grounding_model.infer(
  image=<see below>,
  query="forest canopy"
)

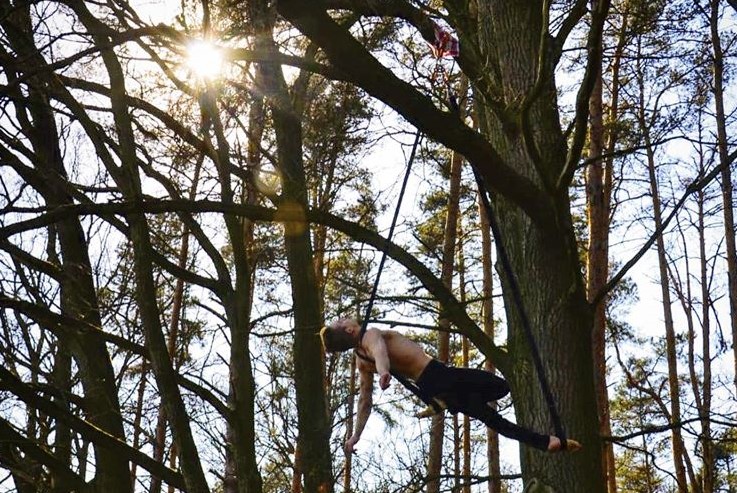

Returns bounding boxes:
[0,1,736,492]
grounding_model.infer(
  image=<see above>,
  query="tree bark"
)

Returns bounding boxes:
[249,2,333,491]
[639,69,688,492]
[709,0,737,399]
[586,1,621,491]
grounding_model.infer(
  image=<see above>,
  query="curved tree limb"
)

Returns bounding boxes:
[0,199,510,371]
[557,0,611,191]
[275,0,555,227]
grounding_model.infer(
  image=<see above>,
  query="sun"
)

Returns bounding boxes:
[186,40,223,80]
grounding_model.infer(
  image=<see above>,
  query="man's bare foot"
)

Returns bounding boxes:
[414,399,447,418]
[547,436,582,453]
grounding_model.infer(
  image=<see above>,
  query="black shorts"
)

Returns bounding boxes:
[415,359,510,411]
[415,359,549,451]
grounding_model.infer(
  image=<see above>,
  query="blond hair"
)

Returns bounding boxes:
[320,318,359,352]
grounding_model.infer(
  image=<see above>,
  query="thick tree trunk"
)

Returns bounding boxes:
[249,3,333,489]
[472,2,604,490]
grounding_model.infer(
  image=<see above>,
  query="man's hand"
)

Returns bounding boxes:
[378,372,391,390]
[344,435,360,454]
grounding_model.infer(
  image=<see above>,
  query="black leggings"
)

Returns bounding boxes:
[415,359,550,451]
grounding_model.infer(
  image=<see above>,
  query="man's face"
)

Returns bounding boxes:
[344,320,360,340]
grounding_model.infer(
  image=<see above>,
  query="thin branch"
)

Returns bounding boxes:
[0,365,186,491]
[557,0,611,190]
[594,148,737,305]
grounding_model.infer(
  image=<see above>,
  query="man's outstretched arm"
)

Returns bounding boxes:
[345,367,373,454]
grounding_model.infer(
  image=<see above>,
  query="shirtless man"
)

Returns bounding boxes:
[320,318,581,454]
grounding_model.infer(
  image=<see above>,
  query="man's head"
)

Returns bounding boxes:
[320,318,361,353]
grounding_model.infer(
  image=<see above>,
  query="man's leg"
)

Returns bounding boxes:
[461,392,550,451]
[446,366,510,402]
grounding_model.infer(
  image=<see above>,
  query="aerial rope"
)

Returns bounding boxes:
[472,168,568,448]
[355,129,445,413]
[356,22,567,432]
[427,19,567,445]
[359,129,422,337]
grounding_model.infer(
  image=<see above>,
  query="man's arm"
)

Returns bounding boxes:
[345,365,373,454]
[362,328,391,389]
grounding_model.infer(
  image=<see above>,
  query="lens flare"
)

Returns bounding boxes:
[186,40,223,80]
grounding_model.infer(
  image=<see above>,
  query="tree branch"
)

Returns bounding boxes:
[605,416,707,443]
[0,365,186,491]
[552,0,589,62]
[0,418,89,492]
[275,0,554,227]
[595,148,737,305]
[557,0,611,190]
[0,199,510,370]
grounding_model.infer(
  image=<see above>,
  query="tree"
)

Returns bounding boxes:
[274,2,609,490]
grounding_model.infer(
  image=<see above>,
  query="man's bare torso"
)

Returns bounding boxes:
[356,329,432,381]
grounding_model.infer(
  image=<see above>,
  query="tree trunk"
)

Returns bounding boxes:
[709,0,737,399]
[586,1,620,491]
[152,200,196,493]
[640,79,688,493]
[696,188,714,493]
[201,82,262,493]
[342,357,357,493]
[472,2,604,490]
[458,245,471,493]
[130,367,149,492]
[479,184,501,493]
[249,2,333,490]
[429,141,464,491]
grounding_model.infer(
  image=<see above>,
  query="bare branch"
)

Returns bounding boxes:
[0,365,187,491]
[557,0,611,190]
[595,148,737,305]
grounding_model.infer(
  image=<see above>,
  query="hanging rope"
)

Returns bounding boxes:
[472,167,568,448]
[359,129,422,339]
[354,128,445,414]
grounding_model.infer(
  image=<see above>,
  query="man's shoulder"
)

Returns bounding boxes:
[363,327,389,339]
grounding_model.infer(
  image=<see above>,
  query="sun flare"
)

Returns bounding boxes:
[186,40,223,80]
